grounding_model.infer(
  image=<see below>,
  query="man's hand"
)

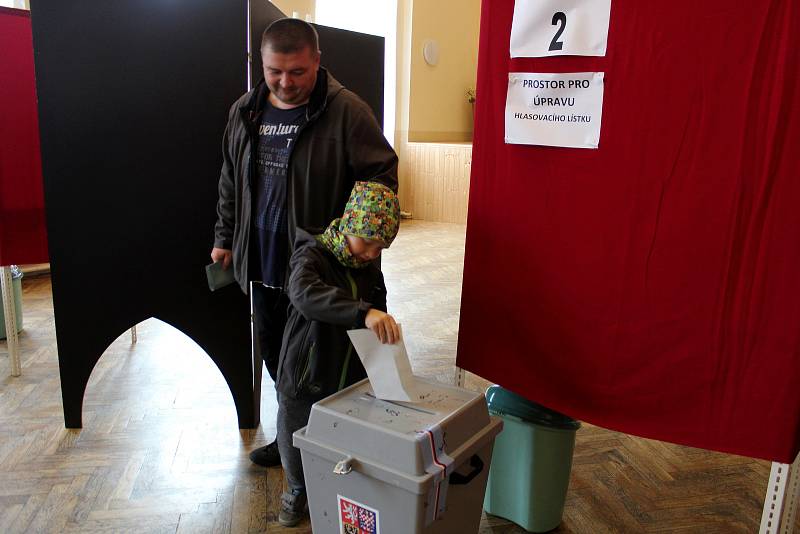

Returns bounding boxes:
[365,309,400,344]
[211,248,232,270]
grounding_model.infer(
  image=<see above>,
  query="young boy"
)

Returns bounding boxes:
[274,181,401,527]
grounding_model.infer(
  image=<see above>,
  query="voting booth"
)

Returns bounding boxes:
[459,0,800,465]
[294,377,503,533]
[458,0,800,529]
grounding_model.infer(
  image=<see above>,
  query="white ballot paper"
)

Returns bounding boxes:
[347,326,428,402]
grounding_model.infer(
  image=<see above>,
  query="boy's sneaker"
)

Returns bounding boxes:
[248,440,281,467]
[278,489,308,527]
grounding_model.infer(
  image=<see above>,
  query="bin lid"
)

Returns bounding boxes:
[485,385,580,430]
[301,377,495,477]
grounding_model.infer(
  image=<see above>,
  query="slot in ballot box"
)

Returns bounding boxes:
[294,377,503,533]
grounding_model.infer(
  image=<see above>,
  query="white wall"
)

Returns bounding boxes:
[0,0,29,9]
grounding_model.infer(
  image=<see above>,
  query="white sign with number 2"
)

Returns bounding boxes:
[510,0,612,58]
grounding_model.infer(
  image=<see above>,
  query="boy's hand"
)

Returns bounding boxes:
[365,309,400,344]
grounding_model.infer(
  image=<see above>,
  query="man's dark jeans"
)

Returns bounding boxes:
[251,283,290,382]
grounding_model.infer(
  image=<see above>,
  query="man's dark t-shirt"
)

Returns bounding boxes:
[253,101,307,287]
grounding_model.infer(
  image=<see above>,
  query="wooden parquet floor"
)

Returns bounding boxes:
[0,220,794,533]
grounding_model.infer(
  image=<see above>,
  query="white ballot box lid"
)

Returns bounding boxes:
[296,377,499,485]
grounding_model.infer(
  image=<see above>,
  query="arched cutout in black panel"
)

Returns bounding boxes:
[83,318,242,425]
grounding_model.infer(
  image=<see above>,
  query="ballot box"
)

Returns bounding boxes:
[294,377,503,533]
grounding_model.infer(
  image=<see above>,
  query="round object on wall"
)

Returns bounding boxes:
[423,39,440,66]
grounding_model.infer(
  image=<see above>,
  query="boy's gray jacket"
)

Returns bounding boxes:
[213,68,398,292]
[275,229,387,401]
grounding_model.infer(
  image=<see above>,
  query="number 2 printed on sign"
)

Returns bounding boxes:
[510,0,612,58]
[549,12,567,51]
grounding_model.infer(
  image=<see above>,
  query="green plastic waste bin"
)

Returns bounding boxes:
[483,385,580,532]
[0,267,24,340]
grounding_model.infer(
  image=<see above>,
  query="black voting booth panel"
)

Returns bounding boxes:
[249,0,286,87]
[314,24,385,129]
[30,0,260,429]
[30,0,385,429]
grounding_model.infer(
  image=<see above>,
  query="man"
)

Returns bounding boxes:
[211,18,398,471]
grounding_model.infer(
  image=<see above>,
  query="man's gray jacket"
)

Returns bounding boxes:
[213,68,399,292]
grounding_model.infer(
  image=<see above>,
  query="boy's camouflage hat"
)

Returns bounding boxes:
[339,181,400,247]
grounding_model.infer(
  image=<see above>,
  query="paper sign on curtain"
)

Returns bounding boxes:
[505,72,604,149]
[510,0,612,58]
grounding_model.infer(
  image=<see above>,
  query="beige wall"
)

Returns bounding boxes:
[407,0,480,143]
[396,0,481,218]
[395,0,413,147]
[270,0,315,21]
[395,0,413,210]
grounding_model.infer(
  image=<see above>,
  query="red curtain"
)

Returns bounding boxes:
[0,8,47,266]
[457,0,800,462]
